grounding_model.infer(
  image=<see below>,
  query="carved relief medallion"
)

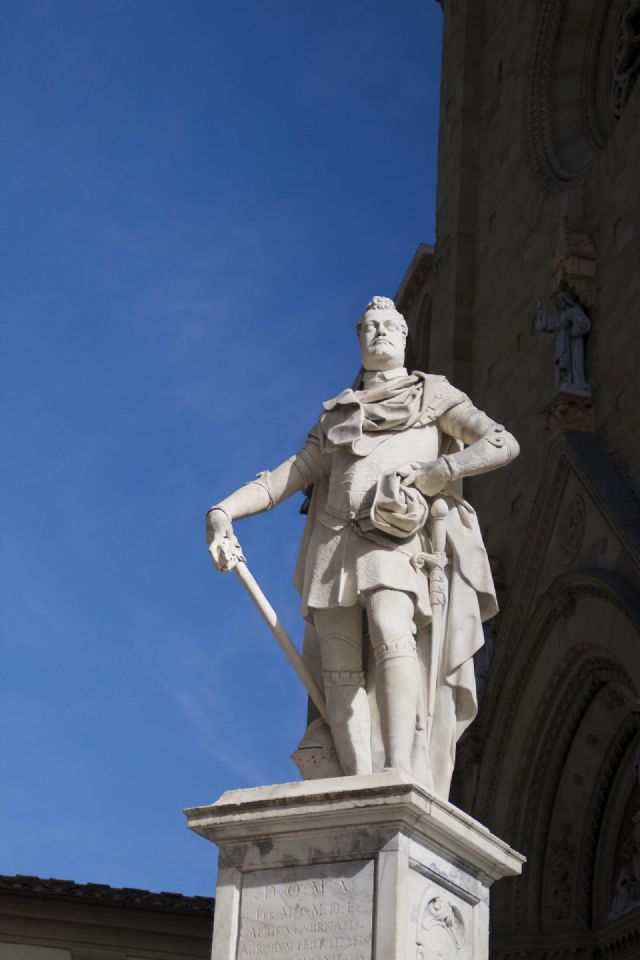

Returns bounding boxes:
[557,495,586,566]
[416,888,465,960]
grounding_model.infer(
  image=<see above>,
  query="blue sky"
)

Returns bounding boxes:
[1,1,442,896]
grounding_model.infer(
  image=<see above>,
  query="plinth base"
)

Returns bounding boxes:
[543,389,593,440]
[185,771,524,960]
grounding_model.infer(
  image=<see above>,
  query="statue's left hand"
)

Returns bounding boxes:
[396,458,451,498]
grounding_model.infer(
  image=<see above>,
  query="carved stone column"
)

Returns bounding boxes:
[185,771,523,960]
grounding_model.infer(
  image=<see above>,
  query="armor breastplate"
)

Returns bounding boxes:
[325,423,440,518]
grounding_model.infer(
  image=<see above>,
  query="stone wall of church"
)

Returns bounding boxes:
[410,0,640,585]
[398,1,640,956]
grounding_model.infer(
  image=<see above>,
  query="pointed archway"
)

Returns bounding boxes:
[453,432,640,958]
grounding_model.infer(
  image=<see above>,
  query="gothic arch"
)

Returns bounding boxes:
[589,727,640,926]
[527,0,640,190]
[477,570,640,945]
[476,571,640,824]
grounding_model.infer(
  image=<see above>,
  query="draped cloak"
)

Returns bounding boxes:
[290,372,498,785]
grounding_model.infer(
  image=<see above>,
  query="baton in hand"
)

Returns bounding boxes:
[217,537,329,724]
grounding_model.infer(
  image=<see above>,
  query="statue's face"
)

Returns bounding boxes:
[358,308,407,371]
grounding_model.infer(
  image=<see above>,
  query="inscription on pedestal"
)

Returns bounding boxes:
[237,859,374,959]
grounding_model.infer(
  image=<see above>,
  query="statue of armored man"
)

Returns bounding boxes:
[206,296,519,799]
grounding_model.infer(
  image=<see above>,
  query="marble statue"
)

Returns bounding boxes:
[206,296,519,798]
[535,292,591,395]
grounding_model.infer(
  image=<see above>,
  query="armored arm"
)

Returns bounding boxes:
[212,431,328,522]
[206,430,329,569]
[390,396,518,498]
[436,400,519,482]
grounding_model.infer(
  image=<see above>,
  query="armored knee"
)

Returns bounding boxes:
[373,636,417,664]
[322,669,365,687]
[367,596,417,654]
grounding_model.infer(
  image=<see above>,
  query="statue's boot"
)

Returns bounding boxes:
[375,644,419,774]
[323,673,372,776]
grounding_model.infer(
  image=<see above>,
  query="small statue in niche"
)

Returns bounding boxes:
[535,292,591,395]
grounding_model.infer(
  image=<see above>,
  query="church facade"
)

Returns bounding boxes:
[397,1,640,958]
[2,4,639,960]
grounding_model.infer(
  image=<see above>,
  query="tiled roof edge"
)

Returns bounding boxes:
[0,875,214,916]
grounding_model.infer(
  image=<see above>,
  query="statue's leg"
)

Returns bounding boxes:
[430,683,456,798]
[366,588,418,774]
[311,604,373,776]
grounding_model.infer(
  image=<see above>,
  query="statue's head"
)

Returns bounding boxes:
[555,291,574,309]
[356,296,407,372]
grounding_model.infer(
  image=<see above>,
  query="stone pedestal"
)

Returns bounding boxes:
[185,771,524,960]
[543,389,593,439]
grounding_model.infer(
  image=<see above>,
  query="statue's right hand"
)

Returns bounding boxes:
[205,509,238,572]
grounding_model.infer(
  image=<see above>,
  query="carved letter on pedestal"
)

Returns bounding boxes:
[236,860,374,959]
